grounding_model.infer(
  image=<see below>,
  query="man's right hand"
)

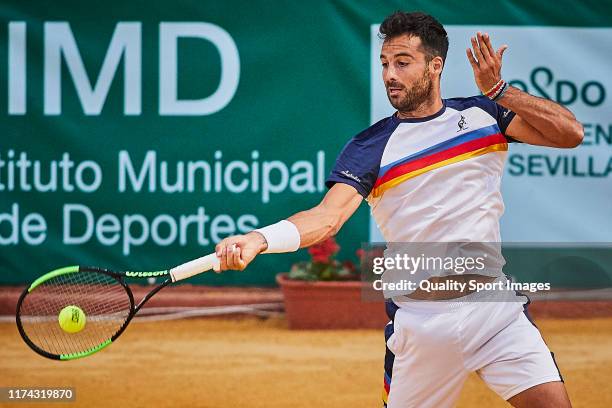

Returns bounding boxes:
[214,231,268,272]
[214,183,363,272]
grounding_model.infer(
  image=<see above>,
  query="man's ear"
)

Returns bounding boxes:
[430,56,444,76]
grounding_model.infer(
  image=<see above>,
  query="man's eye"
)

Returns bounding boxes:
[398,62,409,67]
[381,62,388,68]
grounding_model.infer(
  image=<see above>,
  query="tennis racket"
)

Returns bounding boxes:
[16,253,220,360]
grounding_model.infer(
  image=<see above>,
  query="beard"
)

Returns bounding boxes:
[386,67,433,112]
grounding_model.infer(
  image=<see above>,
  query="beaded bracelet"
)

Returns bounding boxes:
[492,81,509,101]
[484,79,505,99]
[483,79,504,98]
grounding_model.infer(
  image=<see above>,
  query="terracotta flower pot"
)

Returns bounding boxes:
[276,273,389,330]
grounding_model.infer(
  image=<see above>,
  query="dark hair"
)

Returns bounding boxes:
[379,11,449,63]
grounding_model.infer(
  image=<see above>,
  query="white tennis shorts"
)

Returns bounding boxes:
[382,299,563,407]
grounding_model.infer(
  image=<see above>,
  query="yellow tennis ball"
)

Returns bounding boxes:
[58,305,86,333]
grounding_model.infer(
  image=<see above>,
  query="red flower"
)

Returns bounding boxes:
[308,237,340,264]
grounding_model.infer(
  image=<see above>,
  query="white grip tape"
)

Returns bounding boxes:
[169,253,220,282]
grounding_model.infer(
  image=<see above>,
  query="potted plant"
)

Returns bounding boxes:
[276,238,388,329]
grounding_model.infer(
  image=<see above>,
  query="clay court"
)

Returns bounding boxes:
[2,315,612,407]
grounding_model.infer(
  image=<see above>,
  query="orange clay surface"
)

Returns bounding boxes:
[2,317,612,407]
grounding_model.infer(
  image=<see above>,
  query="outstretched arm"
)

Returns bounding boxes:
[466,32,583,148]
[214,183,363,271]
[286,183,363,246]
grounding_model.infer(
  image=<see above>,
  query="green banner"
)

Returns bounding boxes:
[1,1,610,285]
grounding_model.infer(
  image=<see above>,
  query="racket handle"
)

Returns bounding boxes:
[169,253,220,282]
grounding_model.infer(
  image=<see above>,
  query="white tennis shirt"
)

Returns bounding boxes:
[327,96,517,244]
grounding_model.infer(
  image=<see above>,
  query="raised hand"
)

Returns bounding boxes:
[466,32,508,94]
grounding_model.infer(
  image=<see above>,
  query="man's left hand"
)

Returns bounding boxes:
[466,32,508,94]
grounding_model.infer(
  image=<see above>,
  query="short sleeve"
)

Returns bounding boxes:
[494,102,520,143]
[325,117,398,198]
[468,95,519,143]
[325,141,378,197]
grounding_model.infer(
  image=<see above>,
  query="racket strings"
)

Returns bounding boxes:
[19,271,131,357]
[25,273,129,356]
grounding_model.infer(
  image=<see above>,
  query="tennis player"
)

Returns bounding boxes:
[214,11,582,408]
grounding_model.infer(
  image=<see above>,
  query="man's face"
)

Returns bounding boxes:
[380,35,434,112]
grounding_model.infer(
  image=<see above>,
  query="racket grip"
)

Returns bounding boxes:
[169,253,220,282]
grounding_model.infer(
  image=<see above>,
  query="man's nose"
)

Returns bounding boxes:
[384,65,397,84]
